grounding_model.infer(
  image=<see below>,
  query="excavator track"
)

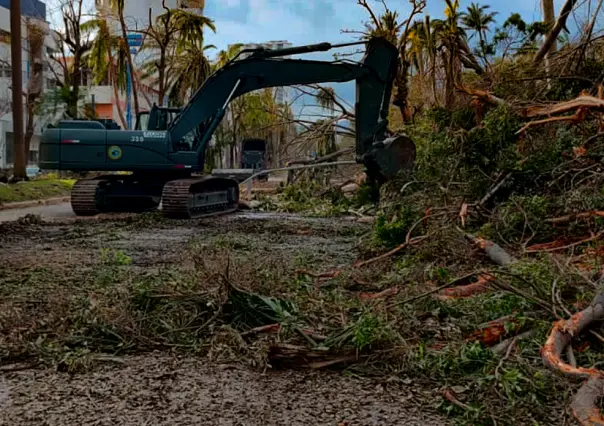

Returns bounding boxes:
[161,176,240,219]
[70,178,109,216]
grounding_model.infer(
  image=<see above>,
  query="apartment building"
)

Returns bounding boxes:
[0,0,57,169]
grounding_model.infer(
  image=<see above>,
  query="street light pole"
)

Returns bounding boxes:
[10,0,26,180]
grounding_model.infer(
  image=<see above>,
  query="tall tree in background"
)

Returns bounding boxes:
[541,0,556,53]
[50,0,93,119]
[138,5,180,107]
[87,17,128,128]
[24,21,46,163]
[10,0,26,180]
[109,0,141,117]
[533,0,578,65]
[461,3,497,65]
[164,10,217,105]
[359,0,426,122]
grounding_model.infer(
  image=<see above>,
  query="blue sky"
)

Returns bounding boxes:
[203,0,564,51]
[202,0,570,111]
[46,0,574,113]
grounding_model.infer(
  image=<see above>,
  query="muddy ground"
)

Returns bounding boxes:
[0,212,450,425]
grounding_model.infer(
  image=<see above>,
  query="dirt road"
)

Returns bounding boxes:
[0,355,446,426]
[0,211,450,426]
[0,202,74,223]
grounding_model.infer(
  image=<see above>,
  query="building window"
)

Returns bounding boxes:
[0,65,12,79]
[0,30,10,45]
[46,78,57,89]
[6,132,13,164]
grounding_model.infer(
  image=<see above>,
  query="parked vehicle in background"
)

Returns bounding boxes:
[240,139,269,181]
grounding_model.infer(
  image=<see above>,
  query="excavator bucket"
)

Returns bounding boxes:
[369,134,417,181]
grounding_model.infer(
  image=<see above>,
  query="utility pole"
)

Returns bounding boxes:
[10,0,27,180]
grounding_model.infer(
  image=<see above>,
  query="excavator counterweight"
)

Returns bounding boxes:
[39,36,415,219]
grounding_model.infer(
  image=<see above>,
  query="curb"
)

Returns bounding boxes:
[0,196,71,211]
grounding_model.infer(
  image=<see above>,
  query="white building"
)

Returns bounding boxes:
[236,40,293,105]
[96,0,204,31]
[0,0,58,170]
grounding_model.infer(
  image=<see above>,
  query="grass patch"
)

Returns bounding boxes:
[0,179,75,204]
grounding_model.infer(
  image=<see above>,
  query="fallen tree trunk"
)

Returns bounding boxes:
[463,232,518,267]
[286,148,353,167]
[522,96,604,118]
[542,292,604,425]
[570,377,604,425]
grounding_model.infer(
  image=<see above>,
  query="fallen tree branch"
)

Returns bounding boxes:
[570,377,604,425]
[479,173,512,207]
[542,292,604,380]
[286,148,353,167]
[546,211,604,224]
[436,274,494,300]
[526,231,604,253]
[516,108,588,135]
[522,96,604,118]
[542,292,604,425]
[240,161,357,185]
[492,329,538,356]
[462,231,518,267]
[353,235,428,268]
[455,84,507,107]
[442,388,472,411]
[389,272,480,307]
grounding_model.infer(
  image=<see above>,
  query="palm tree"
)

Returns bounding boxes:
[85,17,127,128]
[161,10,217,105]
[167,41,215,105]
[461,3,498,62]
[214,43,243,71]
[108,0,141,119]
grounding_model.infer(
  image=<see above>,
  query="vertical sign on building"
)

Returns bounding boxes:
[126,33,143,129]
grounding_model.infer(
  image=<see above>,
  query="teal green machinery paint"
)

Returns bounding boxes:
[39,37,416,219]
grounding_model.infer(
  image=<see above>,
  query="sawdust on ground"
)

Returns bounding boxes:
[0,354,449,426]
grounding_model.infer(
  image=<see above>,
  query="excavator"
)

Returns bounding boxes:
[38,37,416,219]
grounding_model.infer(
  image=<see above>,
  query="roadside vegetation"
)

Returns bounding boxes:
[5,0,604,424]
[0,175,75,205]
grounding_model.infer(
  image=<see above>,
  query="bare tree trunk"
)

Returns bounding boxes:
[575,0,604,70]
[10,0,27,180]
[534,0,578,65]
[393,58,411,123]
[541,0,557,52]
[118,15,140,116]
[24,21,45,162]
[110,61,127,129]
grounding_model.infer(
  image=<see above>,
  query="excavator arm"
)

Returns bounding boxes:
[169,36,415,182]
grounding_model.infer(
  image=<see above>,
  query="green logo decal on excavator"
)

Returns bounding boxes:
[108,145,123,160]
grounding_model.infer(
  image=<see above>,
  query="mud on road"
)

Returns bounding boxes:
[0,212,449,426]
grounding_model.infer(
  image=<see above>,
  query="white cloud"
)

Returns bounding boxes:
[223,0,242,7]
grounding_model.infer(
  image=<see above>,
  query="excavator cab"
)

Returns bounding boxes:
[135,105,182,131]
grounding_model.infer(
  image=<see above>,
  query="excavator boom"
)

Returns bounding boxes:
[168,37,407,180]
